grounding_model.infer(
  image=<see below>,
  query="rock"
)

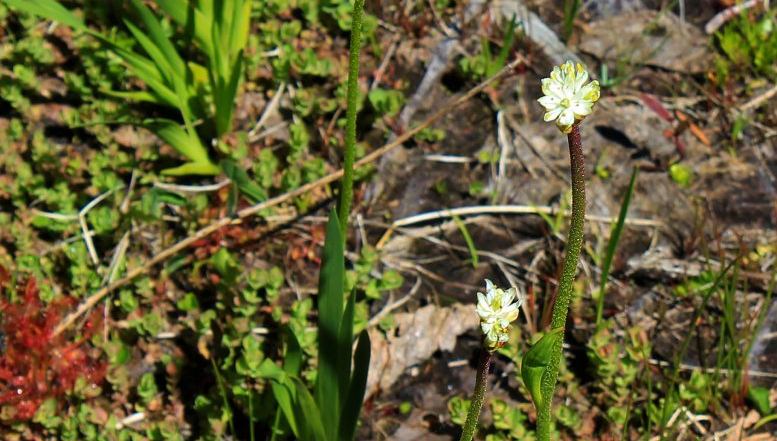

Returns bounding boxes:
[579,10,712,73]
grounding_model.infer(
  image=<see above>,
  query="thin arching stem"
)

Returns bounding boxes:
[536,124,586,441]
[459,350,493,441]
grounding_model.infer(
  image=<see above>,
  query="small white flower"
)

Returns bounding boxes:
[538,60,600,134]
[476,279,522,352]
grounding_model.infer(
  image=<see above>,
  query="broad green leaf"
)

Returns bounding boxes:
[316,210,345,440]
[339,330,370,441]
[748,386,772,415]
[521,328,563,412]
[256,358,286,382]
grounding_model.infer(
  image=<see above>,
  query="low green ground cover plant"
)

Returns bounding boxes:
[6,0,252,176]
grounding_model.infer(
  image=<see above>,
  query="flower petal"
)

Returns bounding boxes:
[541,78,565,99]
[571,100,593,118]
[558,108,575,127]
[544,106,563,122]
[537,95,560,110]
[579,81,600,102]
[574,63,588,91]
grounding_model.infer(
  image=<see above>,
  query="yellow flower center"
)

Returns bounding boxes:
[560,98,571,108]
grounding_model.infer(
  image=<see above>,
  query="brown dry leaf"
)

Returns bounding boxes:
[366,303,479,398]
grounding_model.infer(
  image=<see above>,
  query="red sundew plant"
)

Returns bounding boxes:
[0,274,106,421]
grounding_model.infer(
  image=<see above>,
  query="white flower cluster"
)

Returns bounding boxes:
[538,61,600,134]
[476,280,522,352]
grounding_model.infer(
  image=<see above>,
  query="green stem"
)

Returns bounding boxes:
[337,0,366,240]
[459,350,492,441]
[537,125,586,441]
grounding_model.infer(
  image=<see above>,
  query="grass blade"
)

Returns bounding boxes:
[494,15,517,75]
[210,357,236,437]
[595,166,638,325]
[451,213,479,267]
[316,210,345,440]
[338,330,370,441]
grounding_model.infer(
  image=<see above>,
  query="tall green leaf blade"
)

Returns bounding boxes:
[270,381,301,439]
[154,0,215,58]
[100,89,166,105]
[337,289,355,402]
[228,0,252,56]
[316,210,345,440]
[4,0,89,32]
[338,330,370,441]
[123,20,177,85]
[142,118,211,165]
[128,0,186,75]
[214,54,242,137]
[283,327,303,376]
[161,162,220,176]
[98,42,180,106]
[293,377,328,441]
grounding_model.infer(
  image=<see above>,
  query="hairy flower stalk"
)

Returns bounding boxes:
[460,280,522,441]
[529,61,599,441]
